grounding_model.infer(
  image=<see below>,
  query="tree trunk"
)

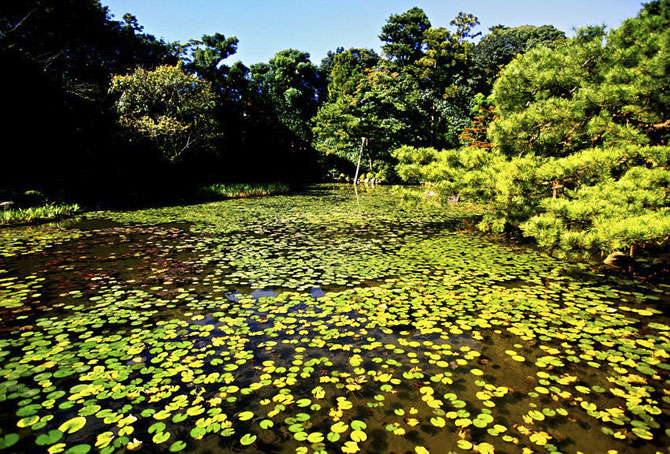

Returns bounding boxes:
[552,181,564,198]
[353,137,367,185]
[430,98,435,147]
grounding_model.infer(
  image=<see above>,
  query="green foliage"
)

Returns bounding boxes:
[449,12,481,42]
[489,3,670,157]
[199,183,290,200]
[0,203,81,226]
[487,1,670,254]
[313,97,363,161]
[177,33,240,95]
[0,0,173,91]
[110,63,219,163]
[313,59,414,176]
[314,8,479,178]
[398,142,670,255]
[190,33,238,71]
[471,25,566,94]
[249,49,319,148]
[0,0,175,200]
[328,48,378,98]
[396,2,670,258]
[393,145,501,203]
[489,27,611,157]
[521,145,670,256]
[379,7,431,63]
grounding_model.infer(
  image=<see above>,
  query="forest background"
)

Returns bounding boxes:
[1,0,668,259]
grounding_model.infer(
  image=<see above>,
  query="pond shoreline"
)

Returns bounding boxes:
[3,184,669,287]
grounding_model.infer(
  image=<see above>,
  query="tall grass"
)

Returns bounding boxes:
[199,183,290,200]
[0,203,81,226]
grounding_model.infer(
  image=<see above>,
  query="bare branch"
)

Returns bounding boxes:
[0,8,37,39]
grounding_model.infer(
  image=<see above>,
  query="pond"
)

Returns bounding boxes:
[0,184,668,454]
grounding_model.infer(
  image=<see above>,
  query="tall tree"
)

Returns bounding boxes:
[317,47,345,101]
[250,49,320,150]
[0,0,172,92]
[180,33,239,95]
[490,26,611,157]
[379,7,431,64]
[450,12,481,42]
[471,25,566,94]
[313,9,482,179]
[328,48,379,98]
[109,63,218,163]
[489,3,669,159]
[400,1,670,256]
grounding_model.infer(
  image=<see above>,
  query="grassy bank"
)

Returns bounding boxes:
[0,184,290,226]
[198,182,290,200]
[0,203,82,227]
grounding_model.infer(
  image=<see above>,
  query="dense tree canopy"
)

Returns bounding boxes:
[490,4,669,157]
[328,48,379,98]
[110,64,219,163]
[313,8,484,180]
[0,0,174,200]
[394,0,670,258]
[2,0,667,261]
[379,7,431,64]
[470,24,566,94]
[0,0,172,90]
[250,49,320,149]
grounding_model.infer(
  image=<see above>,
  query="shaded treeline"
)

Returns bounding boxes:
[312,9,566,181]
[1,0,567,206]
[0,1,322,206]
[1,1,175,206]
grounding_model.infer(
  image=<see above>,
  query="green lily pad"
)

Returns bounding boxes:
[240,433,256,445]
[64,444,91,454]
[238,411,254,421]
[169,441,186,452]
[58,417,86,434]
[36,430,63,446]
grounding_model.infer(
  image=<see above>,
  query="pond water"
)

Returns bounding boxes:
[0,184,668,454]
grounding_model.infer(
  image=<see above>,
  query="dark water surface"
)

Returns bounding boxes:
[0,185,668,454]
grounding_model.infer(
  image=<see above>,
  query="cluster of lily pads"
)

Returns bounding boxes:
[0,185,668,454]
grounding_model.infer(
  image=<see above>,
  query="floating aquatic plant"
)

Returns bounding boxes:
[0,185,667,454]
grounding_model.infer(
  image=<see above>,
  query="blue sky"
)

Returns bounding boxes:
[102,0,644,66]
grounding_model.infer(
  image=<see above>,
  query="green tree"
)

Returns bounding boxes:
[450,12,481,42]
[521,145,670,257]
[313,48,381,174]
[314,61,409,177]
[0,0,174,198]
[249,49,319,149]
[471,25,566,94]
[416,26,467,88]
[396,1,670,258]
[0,0,172,92]
[110,63,218,163]
[178,33,239,99]
[313,9,481,178]
[603,0,670,145]
[415,19,480,148]
[379,7,431,63]
[489,4,669,158]
[317,47,345,100]
[328,48,378,98]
